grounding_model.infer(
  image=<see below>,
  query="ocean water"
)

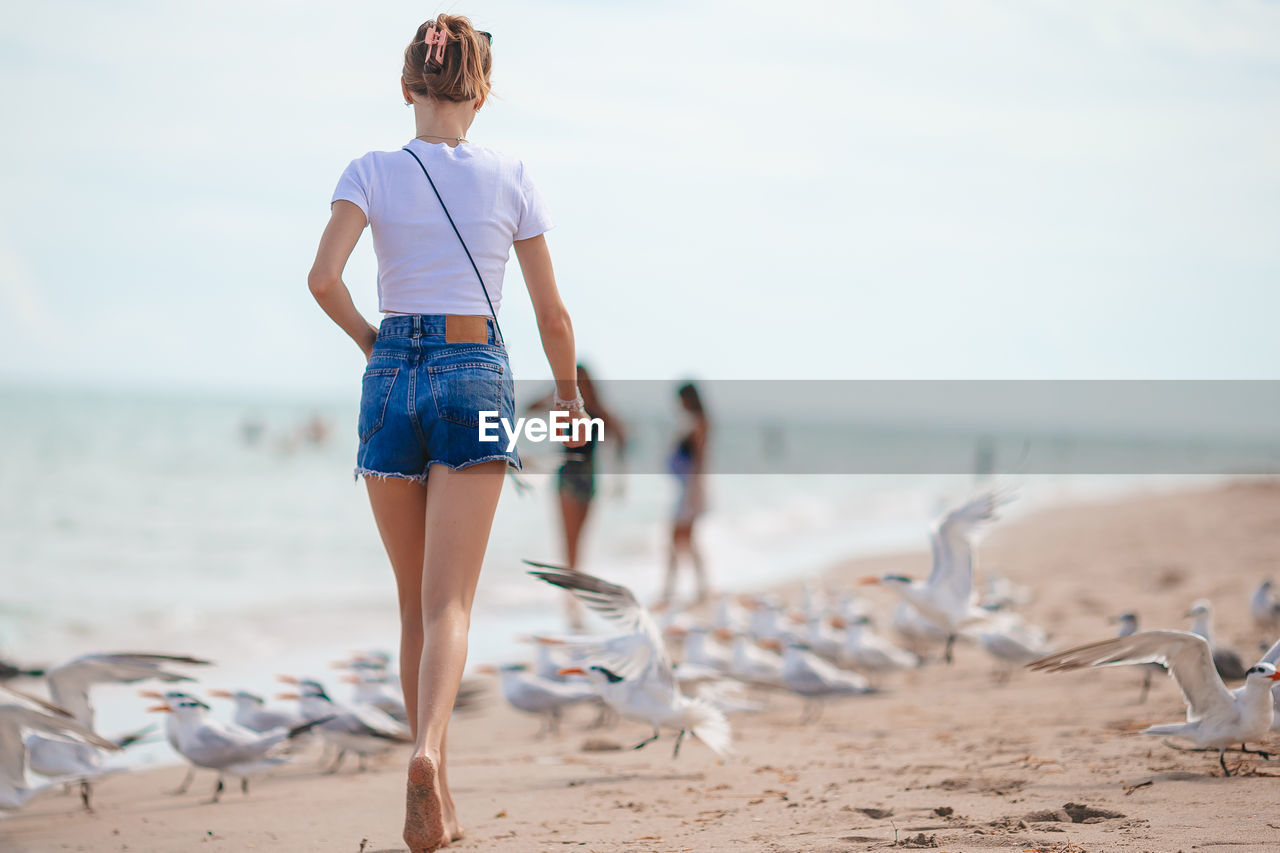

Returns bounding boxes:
[0,385,1254,769]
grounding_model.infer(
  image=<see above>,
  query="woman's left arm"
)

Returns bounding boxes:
[308,200,378,361]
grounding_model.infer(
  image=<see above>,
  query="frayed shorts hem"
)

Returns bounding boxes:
[353,456,519,483]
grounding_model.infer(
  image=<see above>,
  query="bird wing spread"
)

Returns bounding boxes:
[525,562,674,687]
[926,491,1008,612]
[1028,629,1232,720]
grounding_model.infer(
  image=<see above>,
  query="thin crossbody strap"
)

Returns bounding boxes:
[403,146,504,345]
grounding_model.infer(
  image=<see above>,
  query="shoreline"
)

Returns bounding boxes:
[5,479,1280,851]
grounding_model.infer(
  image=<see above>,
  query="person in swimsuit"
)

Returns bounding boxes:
[527,364,626,630]
[662,382,709,604]
[307,15,589,852]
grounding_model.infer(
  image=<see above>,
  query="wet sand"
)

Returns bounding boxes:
[5,479,1280,852]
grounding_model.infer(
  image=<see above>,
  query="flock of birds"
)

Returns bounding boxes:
[5,488,1280,820]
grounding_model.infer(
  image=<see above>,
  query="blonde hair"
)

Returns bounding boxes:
[403,15,492,104]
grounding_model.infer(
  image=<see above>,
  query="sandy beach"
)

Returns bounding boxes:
[6,479,1280,853]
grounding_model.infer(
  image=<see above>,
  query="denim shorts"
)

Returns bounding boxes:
[354,314,520,482]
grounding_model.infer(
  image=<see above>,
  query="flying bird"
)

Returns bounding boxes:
[863,491,1010,663]
[526,561,731,757]
[0,686,120,812]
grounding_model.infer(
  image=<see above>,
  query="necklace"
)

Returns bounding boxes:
[415,133,467,144]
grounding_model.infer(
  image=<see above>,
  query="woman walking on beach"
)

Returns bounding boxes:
[307,16,587,851]
[661,382,710,604]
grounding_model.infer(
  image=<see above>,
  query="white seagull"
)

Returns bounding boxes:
[890,601,949,657]
[46,652,211,729]
[1257,637,1280,733]
[0,686,120,812]
[1028,629,1280,775]
[863,491,1009,663]
[277,678,411,773]
[832,615,919,678]
[476,663,597,737]
[30,652,207,809]
[1113,613,1167,704]
[778,641,873,720]
[971,611,1052,682]
[527,562,731,757]
[1250,580,1280,640]
[149,697,329,802]
[209,689,308,733]
[1186,599,1248,682]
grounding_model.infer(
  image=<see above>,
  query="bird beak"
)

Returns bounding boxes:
[207,689,234,699]
[474,664,498,676]
[714,628,734,642]
[532,635,564,646]
[758,638,783,652]
[339,675,360,684]
[146,704,172,713]
[665,625,687,637]
[276,674,299,684]
[557,667,586,677]
[137,689,166,699]
[276,692,300,700]
[857,576,881,586]
[1270,672,1280,682]
[329,660,351,670]
[830,616,847,630]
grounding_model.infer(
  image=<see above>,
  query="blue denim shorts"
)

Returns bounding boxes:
[354,314,519,482]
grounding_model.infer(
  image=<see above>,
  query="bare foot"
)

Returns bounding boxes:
[441,787,464,842]
[445,809,465,842]
[404,754,446,852]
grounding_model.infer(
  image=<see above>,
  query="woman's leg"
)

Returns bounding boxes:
[364,477,429,735]
[405,460,506,851]
[558,492,591,630]
[663,521,691,603]
[559,492,591,569]
[687,519,708,604]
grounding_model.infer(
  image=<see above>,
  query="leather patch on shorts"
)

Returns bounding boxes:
[445,315,488,344]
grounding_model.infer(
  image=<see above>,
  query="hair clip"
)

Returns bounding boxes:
[423,24,448,70]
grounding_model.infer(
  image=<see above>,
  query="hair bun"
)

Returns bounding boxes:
[403,15,492,104]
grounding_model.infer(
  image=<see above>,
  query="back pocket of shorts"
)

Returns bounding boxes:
[358,367,400,442]
[428,360,506,428]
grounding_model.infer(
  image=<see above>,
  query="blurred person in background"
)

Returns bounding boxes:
[528,364,628,631]
[661,382,710,605]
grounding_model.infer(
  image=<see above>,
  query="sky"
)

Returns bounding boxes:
[1,0,1278,399]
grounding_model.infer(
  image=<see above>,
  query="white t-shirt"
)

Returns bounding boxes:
[331,138,553,316]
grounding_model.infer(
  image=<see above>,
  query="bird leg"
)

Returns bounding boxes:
[79,780,93,813]
[550,706,562,736]
[325,749,347,774]
[672,729,686,758]
[241,777,250,795]
[943,635,956,665]
[1239,743,1273,760]
[169,767,196,795]
[207,776,225,804]
[1220,749,1232,777]
[1137,671,1152,705]
[631,729,660,751]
